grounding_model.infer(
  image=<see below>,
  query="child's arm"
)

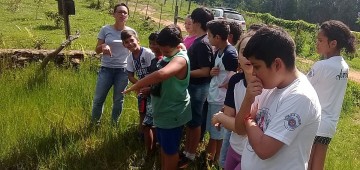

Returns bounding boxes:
[128,72,138,84]
[234,76,262,135]
[123,56,186,93]
[244,116,284,160]
[210,66,220,77]
[191,67,211,78]
[212,105,237,131]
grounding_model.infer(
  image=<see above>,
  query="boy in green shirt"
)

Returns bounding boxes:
[123,24,191,170]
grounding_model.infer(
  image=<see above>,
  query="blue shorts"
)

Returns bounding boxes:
[156,126,183,155]
[142,97,154,127]
[187,83,209,128]
[206,103,224,140]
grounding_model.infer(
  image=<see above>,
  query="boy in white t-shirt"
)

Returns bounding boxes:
[205,20,238,165]
[121,29,155,155]
[234,26,321,170]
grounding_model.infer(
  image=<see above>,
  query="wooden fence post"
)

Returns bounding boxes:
[159,5,163,30]
[60,0,71,39]
[187,0,191,14]
[132,0,138,18]
[174,0,178,25]
[145,0,150,18]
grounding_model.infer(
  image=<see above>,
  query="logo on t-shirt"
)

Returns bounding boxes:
[256,108,271,131]
[284,113,301,131]
[335,69,348,80]
[307,69,314,77]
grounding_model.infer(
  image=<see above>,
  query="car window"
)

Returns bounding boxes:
[225,13,244,21]
[212,10,222,17]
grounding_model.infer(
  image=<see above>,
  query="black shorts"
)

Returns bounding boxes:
[314,136,332,145]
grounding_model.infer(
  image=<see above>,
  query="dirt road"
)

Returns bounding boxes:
[128,3,186,31]
[298,58,360,84]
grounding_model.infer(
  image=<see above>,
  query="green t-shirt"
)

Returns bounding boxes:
[151,50,192,129]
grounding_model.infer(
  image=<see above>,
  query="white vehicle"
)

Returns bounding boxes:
[211,8,246,31]
[212,8,225,20]
[224,11,246,31]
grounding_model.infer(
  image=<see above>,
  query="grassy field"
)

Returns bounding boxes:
[1,0,360,169]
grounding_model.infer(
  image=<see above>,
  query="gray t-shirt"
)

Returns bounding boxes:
[97,25,136,68]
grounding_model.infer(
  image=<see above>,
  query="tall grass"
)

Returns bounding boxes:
[0,59,160,169]
[1,0,360,169]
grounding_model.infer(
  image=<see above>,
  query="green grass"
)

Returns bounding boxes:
[348,57,360,71]
[1,0,360,169]
[0,60,151,169]
[0,0,158,50]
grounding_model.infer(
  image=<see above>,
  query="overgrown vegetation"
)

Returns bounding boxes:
[244,11,360,61]
[0,0,359,169]
[44,11,64,29]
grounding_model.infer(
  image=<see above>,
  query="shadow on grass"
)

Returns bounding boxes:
[58,126,161,170]
[25,68,49,91]
[0,123,160,169]
[35,25,61,31]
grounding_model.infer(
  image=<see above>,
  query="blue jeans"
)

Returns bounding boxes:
[219,129,231,168]
[187,83,209,128]
[91,67,128,124]
[206,103,224,140]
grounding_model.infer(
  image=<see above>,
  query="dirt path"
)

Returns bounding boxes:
[128,3,186,31]
[298,57,360,84]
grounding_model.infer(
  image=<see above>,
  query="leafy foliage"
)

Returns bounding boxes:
[44,11,64,29]
[7,0,22,12]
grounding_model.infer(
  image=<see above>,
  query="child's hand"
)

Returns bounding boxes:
[122,85,138,94]
[102,44,112,57]
[210,67,220,76]
[245,76,263,101]
[140,87,151,96]
[212,111,223,131]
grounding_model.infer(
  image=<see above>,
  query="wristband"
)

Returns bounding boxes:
[244,114,253,122]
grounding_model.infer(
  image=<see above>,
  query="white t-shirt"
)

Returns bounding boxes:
[241,74,321,170]
[207,46,237,104]
[126,47,155,79]
[230,79,248,155]
[307,56,349,138]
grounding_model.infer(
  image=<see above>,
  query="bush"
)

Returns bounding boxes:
[44,11,63,29]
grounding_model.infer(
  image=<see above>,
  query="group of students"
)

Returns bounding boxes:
[91,3,356,170]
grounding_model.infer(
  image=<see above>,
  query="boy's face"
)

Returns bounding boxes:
[248,57,278,89]
[123,36,140,52]
[207,31,219,47]
[159,45,178,57]
[149,40,161,55]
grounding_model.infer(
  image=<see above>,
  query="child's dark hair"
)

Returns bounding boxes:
[229,21,242,43]
[249,23,266,31]
[243,26,296,70]
[320,20,356,53]
[191,7,214,31]
[206,20,230,40]
[148,32,159,41]
[120,30,137,41]
[157,24,183,48]
[113,3,129,16]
